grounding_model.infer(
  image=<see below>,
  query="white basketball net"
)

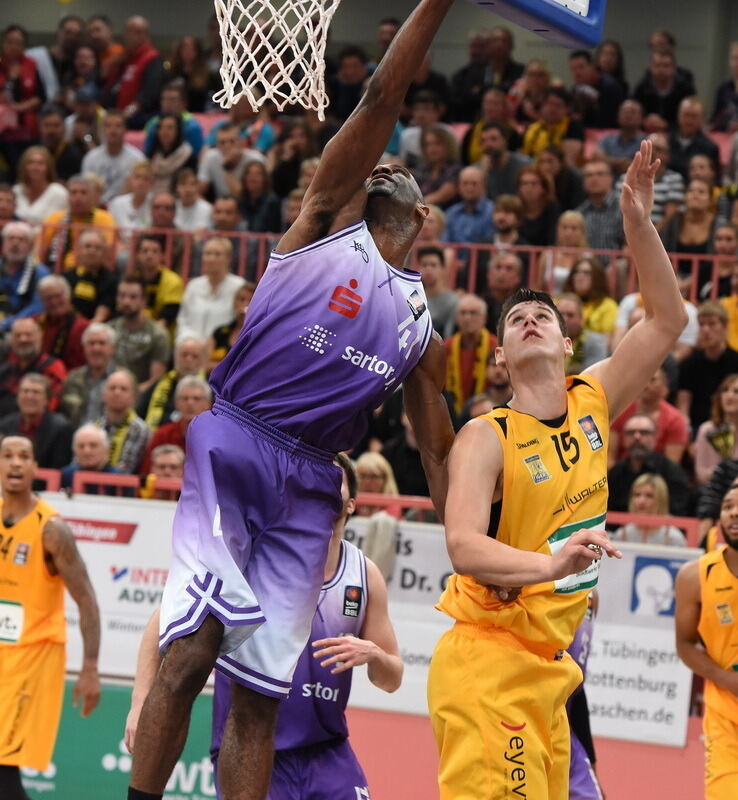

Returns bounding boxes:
[212,0,342,120]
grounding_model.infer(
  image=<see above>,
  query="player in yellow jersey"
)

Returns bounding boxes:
[427,139,688,799]
[0,436,101,800]
[675,484,738,799]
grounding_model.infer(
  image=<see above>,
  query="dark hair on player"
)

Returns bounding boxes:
[497,288,567,342]
[334,453,358,501]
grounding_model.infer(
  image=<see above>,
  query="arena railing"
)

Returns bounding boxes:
[45,471,703,547]
[38,222,732,304]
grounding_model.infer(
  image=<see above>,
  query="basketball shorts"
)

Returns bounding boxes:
[704,706,738,799]
[569,732,603,800]
[427,622,582,800]
[0,641,65,770]
[159,399,343,699]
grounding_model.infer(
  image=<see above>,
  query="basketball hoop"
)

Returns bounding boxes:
[212,0,342,120]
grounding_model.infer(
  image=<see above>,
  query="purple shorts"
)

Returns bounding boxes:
[159,399,343,698]
[569,732,603,800]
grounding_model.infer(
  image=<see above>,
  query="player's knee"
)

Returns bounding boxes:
[160,618,223,698]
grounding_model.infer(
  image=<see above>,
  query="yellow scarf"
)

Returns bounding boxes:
[109,409,136,467]
[145,369,178,430]
[446,332,491,415]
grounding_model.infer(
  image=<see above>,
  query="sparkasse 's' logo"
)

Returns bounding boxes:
[329,280,363,318]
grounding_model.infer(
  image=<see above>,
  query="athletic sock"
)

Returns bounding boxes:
[127,789,163,800]
[0,765,32,800]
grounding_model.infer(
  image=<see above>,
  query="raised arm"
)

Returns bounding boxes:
[586,140,688,418]
[444,420,620,586]
[277,0,455,253]
[402,333,456,522]
[43,516,101,717]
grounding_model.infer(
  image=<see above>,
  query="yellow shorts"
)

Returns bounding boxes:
[705,706,738,799]
[427,622,582,800]
[0,641,65,770]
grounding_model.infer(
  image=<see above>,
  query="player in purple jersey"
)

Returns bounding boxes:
[128,2,457,798]
[125,455,403,800]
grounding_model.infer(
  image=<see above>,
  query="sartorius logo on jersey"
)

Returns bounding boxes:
[341,346,397,388]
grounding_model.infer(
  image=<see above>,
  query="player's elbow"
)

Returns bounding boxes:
[446,532,475,576]
[370,660,403,693]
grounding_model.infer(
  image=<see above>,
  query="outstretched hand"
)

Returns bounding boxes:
[620,139,659,226]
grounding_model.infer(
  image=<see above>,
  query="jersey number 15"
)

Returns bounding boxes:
[551,432,580,472]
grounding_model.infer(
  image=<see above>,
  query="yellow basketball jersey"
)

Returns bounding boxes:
[437,375,610,650]
[0,498,66,648]
[697,547,738,725]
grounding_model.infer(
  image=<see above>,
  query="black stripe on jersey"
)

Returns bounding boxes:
[487,499,502,539]
[568,377,592,391]
[706,561,718,581]
[496,417,508,438]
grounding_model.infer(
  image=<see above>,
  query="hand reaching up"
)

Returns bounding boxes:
[620,139,659,226]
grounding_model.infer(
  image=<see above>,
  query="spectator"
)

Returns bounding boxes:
[12,146,68,225]
[412,124,461,209]
[0,221,51,332]
[461,87,522,165]
[508,59,552,127]
[485,354,512,406]
[693,374,738,485]
[37,274,89,370]
[354,452,399,518]
[516,164,560,246]
[539,210,589,295]
[39,174,116,271]
[64,84,105,150]
[26,15,83,103]
[445,294,496,415]
[81,112,145,203]
[723,261,738,349]
[700,223,738,300]
[192,196,248,276]
[483,26,524,94]
[556,292,608,375]
[144,81,205,155]
[39,104,84,181]
[174,168,212,232]
[633,49,693,131]
[108,160,154,235]
[576,158,624,252]
[207,282,253,370]
[0,183,17,231]
[86,14,125,83]
[146,113,197,194]
[132,234,184,332]
[404,52,450,116]
[136,336,207,430]
[449,30,491,123]
[139,374,212,474]
[328,46,371,122]
[536,145,586,211]
[146,191,184,273]
[689,154,722,220]
[678,301,738,432]
[443,166,494,246]
[60,322,118,428]
[615,132,684,232]
[0,372,73,468]
[0,317,67,416]
[521,87,584,167]
[177,238,245,343]
[608,413,689,515]
[660,179,716,292]
[711,42,738,132]
[165,37,210,112]
[418,246,458,338]
[476,122,530,200]
[205,95,278,154]
[594,39,628,95]
[237,160,281,233]
[110,276,170,392]
[60,424,125,491]
[96,369,150,473]
[697,457,738,535]
[488,194,528,251]
[106,15,164,129]
[59,45,99,113]
[668,97,721,181]
[198,121,265,200]
[398,90,450,169]
[562,256,618,337]
[609,367,689,466]
[140,443,186,499]
[568,49,625,129]
[646,30,695,90]
[593,100,646,175]
[373,17,400,64]
[64,229,118,322]
[381,412,430,498]
[269,120,317,198]
[482,251,523,334]
[612,474,686,546]
[0,25,42,181]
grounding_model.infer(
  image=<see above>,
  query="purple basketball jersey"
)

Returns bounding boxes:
[211,540,368,755]
[210,221,433,451]
[568,601,594,680]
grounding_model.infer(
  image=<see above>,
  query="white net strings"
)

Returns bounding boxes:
[212,0,342,120]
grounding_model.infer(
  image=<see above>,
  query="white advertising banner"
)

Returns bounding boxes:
[48,492,698,744]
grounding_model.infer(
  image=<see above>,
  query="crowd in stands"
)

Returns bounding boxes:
[2,13,738,546]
